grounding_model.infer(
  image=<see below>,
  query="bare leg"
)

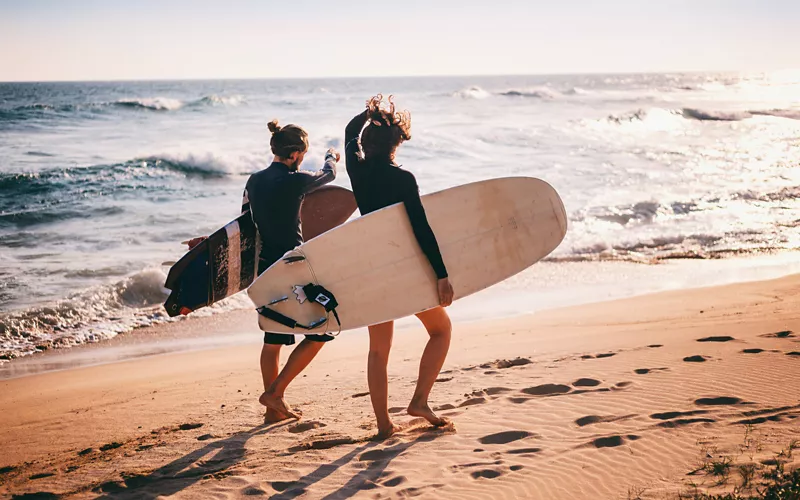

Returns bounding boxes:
[260,344,289,422]
[260,338,325,418]
[368,321,400,438]
[407,307,452,426]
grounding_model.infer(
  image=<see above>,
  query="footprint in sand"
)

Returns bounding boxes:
[288,434,357,452]
[735,413,795,425]
[650,410,716,428]
[575,414,636,427]
[742,348,765,354]
[434,403,456,411]
[634,368,669,374]
[585,435,640,449]
[485,387,512,396]
[271,481,297,492]
[683,355,711,362]
[436,377,453,383]
[243,486,267,495]
[289,421,327,433]
[787,352,800,357]
[696,336,735,342]
[351,392,370,398]
[759,330,794,339]
[383,475,407,487]
[360,448,406,462]
[648,344,663,348]
[650,410,710,420]
[657,418,716,428]
[581,352,617,359]
[388,407,405,414]
[459,397,486,407]
[573,378,602,387]
[694,396,743,406]
[507,447,542,455]
[479,430,535,445]
[521,384,571,396]
[612,381,633,391]
[471,469,504,479]
[29,472,56,480]
[178,422,204,431]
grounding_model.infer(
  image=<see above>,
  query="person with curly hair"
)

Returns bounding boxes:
[344,95,454,438]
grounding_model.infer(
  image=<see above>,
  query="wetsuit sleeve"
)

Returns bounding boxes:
[344,110,368,174]
[295,158,337,195]
[402,174,448,279]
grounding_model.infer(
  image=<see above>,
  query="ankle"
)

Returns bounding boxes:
[409,395,427,408]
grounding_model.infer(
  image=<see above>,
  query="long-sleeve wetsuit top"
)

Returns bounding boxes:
[344,111,448,279]
[243,159,336,272]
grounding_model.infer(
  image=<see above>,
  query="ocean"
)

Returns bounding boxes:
[1,72,799,362]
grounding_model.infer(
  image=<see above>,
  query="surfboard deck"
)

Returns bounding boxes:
[163,185,357,317]
[247,177,567,333]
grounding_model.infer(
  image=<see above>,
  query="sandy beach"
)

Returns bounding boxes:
[1,274,798,499]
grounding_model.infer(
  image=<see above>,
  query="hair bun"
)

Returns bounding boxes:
[267,119,281,134]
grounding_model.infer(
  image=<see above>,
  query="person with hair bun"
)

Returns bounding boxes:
[243,119,340,421]
[345,95,454,438]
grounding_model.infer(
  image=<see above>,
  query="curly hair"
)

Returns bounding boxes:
[267,119,309,157]
[360,94,411,160]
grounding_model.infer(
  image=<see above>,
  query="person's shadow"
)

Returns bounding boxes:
[94,420,292,499]
[93,421,443,499]
[269,431,440,500]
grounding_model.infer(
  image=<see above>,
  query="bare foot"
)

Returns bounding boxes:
[376,423,402,440]
[407,401,448,427]
[259,391,299,419]
[264,408,292,423]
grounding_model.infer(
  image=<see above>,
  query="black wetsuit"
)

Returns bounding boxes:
[345,110,448,280]
[243,159,336,345]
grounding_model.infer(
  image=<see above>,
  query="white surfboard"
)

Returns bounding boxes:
[247,177,567,333]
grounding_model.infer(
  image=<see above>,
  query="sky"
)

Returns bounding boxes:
[0,0,798,82]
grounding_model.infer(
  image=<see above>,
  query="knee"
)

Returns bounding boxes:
[429,317,452,339]
[368,345,391,363]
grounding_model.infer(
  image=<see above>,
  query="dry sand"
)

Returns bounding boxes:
[1,275,799,499]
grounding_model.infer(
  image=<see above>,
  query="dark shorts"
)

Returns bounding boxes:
[263,332,335,345]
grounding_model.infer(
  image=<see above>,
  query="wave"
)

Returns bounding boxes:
[596,108,685,131]
[193,94,244,107]
[0,267,254,362]
[547,232,781,265]
[732,185,800,203]
[113,97,185,111]
[114,95,244,110]
[750,109,800,120]
[452,86,491,99]
[579,200,700,226]
[0,154,260,228]
[0,268,170,361]
[499,87,562,99]
[598,106,800,130]
[0,94,245,123]
[681,108,752,121]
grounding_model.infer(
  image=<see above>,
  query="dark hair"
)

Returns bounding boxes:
[361,95,411,160]
[267,119,309,157]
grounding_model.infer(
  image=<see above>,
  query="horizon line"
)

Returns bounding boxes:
[0,68,756,85]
